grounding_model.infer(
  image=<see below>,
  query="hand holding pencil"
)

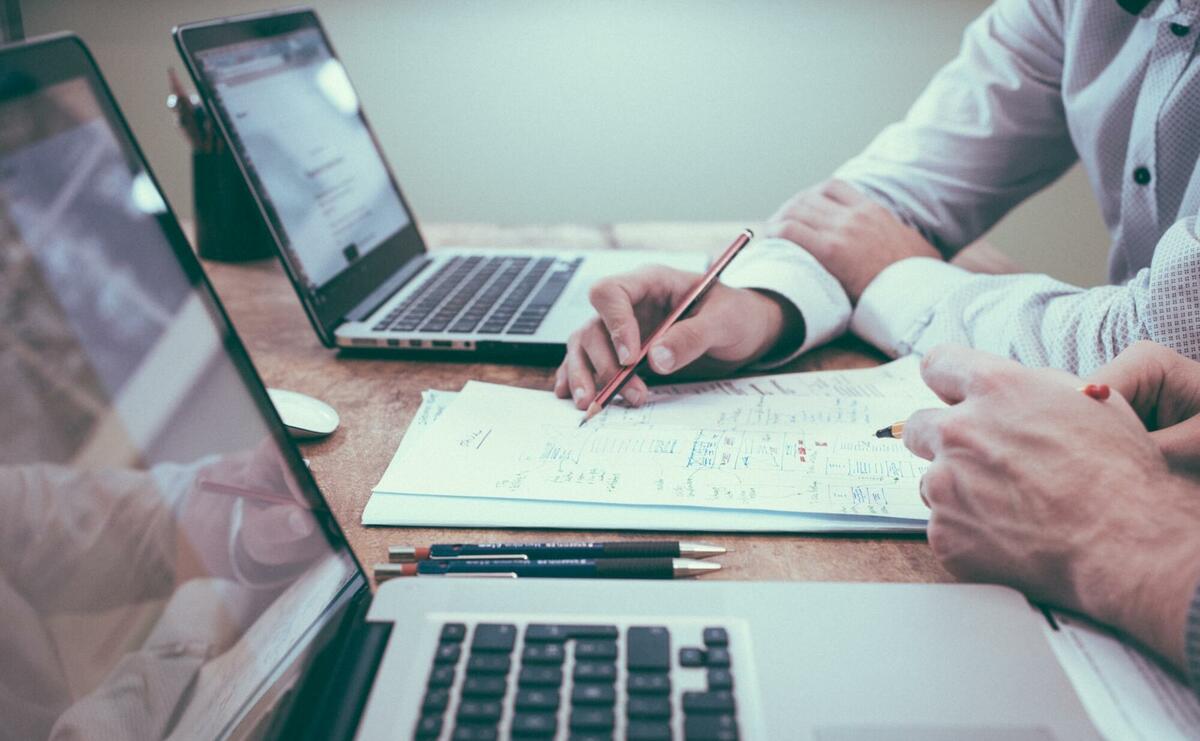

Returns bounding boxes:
[556,229,805,415]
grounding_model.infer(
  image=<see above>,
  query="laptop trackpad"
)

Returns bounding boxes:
[815,728,1056,741]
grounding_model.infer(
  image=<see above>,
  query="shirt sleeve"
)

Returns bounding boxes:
[834,0,1076,257]
[718,237,852,368]
[850,216,1200,375]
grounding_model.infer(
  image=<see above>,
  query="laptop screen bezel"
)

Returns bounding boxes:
[174,8,430,346]
[0,31,372,735]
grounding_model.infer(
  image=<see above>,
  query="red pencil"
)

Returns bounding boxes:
[579,228,755,426]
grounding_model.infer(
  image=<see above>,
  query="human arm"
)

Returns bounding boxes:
[848,215,1200,375]
[768,0,1075,300]
[902,344,1200,684]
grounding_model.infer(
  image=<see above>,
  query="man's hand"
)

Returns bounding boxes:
[1088,340,1200,478]
[554,265,802,409]
[766,179,940,302]
[903,344,1200,673]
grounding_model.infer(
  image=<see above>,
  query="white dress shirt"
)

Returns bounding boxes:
[721,0,1200,375]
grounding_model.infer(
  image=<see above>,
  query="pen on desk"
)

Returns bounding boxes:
[873,383,1112,440]
[579,228,755,426]
[373,558,721,581]
[389,541,727,562]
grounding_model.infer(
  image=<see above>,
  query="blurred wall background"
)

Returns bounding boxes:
[27,1,1112,286]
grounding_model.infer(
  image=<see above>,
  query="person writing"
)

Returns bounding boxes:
[555,0,1200,407]
[901,341,1200,695]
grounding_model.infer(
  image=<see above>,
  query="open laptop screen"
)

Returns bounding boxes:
[0,36,360,739]
[192,26,410,290]
[179,11,427,343]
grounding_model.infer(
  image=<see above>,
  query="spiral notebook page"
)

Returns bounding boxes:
[374,358,940,521]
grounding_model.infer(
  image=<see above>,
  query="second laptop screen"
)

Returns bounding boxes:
[194,27,411,291]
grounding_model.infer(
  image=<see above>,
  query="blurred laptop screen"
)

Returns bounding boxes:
[0,51,358,739]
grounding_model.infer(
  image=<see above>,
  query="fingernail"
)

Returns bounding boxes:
[650,345,674,373]
[623,386,644,405]
[615,342,631,365]
[573,387,586,401]
[288,509,312,536]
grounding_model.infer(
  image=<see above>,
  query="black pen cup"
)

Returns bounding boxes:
[192,143,275,262]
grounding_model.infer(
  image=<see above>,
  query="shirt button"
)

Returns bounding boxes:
[1170,23,1190,37]
[1133,166,1152,185]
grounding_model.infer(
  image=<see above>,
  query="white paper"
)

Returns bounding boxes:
[374,359,938,521]
[1043,610,1200,740]
[364,388,924,532]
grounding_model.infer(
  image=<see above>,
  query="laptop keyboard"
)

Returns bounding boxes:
[373,255,582,337]
[413,622,741,740]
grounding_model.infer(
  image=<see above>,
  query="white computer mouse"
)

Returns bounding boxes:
[267,388,340,441]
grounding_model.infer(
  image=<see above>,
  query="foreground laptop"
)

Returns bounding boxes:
[0,34,1100,740]
[173,8,706,361]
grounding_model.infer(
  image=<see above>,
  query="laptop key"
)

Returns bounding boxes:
[414,714,443,738]
[683,714,739,741]
[518,665,563,687]
[428,665,456,687]
[574,641,618,661]
[682,691,735,714]
[471,623,517,653]
[626,696,671,719]
[441,623,467,643]
[571,683,616,706]
[523,642,566,664]
[706,647,732,667]
[456,699,502,723]
[702,627,728,647]
[422,688,450,712]
[466,654,511,675]
[515,688,560,712]
[435,644,461,664]
[462,676,507,698]
[574,662,617,683]
[627,673,670,695]
[627,720,673,740]
[679,648,705,667]
[569,708,615,731]
[511,713,558,736]
[525,624,618,642]
[707,668,734,690]
[627,626,670,673]
[451,726,499,741]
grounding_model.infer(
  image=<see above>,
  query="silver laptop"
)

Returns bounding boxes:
[0,34,1099,740]
[173,8,705,361]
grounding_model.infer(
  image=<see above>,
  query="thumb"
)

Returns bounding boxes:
[646,310,731,375]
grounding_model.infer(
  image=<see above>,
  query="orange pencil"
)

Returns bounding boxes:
[579,228,755,426]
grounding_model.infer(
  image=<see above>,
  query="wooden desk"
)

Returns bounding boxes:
[202,223,968,585]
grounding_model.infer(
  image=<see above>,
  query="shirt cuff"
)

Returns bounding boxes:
[851,257,974,357]
[1188,579,1200,696]
[719,236,851,368]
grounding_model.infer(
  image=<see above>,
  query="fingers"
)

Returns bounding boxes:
[588,266,685,365]
[646,313,720,375]
[902,407,949,460]
[764,218,823,251]
[558,321,651,408]
[918,344,1023,405]
[240,504,317,566]
[1151,416,1200,475]
[1087,340,1191,426]
[819,179,865,206]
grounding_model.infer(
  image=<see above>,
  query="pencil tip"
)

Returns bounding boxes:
[874,427,891,438]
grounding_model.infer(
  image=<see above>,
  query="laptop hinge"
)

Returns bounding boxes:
[344,256,431,323]
[271,587,393,741]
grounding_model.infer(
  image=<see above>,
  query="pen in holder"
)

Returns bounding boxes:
[169,68,274,262]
